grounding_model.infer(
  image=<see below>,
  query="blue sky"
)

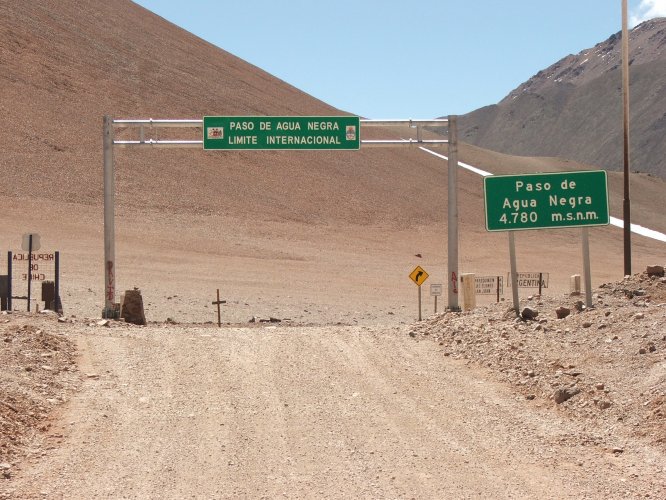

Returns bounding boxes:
[133,0,666,118]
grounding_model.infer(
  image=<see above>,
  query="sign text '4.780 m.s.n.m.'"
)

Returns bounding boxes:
[203,116,360,150]
[484,171,609,232]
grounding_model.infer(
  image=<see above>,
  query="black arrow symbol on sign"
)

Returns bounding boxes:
[415,271,424,282]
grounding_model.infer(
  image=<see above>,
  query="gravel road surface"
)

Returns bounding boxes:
[3,322,663,499]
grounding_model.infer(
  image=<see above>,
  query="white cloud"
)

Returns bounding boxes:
[631,0,666,26]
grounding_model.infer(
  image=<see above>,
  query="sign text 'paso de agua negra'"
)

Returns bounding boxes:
[203,116,360,151]
[483,170,610,231]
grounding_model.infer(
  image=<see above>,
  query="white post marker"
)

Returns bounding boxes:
[570,274,582,295]
[460,273,476,311]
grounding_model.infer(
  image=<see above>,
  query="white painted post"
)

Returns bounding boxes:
[461,273,476,311]
[103,116,116,318]
[570,274,582,295]
[447,115,460,311]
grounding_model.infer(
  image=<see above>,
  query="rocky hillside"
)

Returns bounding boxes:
[412,266,666,453]
[0,0,447,228]
[458,18,666,178]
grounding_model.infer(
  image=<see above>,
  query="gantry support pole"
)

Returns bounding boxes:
[447,115,460,311]
[103,115,117,318]
[621,0,632,276]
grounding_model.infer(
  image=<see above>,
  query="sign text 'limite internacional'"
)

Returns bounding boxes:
[203,116,360,150]
[484,170,609,231]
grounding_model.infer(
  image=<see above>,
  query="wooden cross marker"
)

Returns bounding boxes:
[212,289,226,328]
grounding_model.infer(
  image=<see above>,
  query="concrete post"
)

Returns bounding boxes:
[461,273,476,311]
[570,274,582,296]
[447,115,460,311]
[103,116,116,318]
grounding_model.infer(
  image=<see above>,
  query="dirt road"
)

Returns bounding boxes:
[4,321,663,499]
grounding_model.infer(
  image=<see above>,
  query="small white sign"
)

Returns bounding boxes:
[22,233,41,251]
[430,283,443,296]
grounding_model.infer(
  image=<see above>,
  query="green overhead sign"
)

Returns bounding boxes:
[484,170,609,231]
[203,116,360,150]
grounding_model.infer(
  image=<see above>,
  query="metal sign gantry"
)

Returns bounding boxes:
[102,116,460,318]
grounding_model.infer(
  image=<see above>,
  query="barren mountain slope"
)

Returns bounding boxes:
[459,18,666,178]
[0,0,454,228]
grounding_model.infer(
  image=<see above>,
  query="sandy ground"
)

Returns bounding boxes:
[1,317,663,499]
[2,194,664,327]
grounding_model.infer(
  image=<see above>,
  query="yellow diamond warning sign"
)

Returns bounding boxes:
[409,266,429,287]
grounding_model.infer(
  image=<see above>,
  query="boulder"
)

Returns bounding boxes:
[646,265,664,277]
[556,307,571,319]
[521,307,538,320]
[121,289,146,326]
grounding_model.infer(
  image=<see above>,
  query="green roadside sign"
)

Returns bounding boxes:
[484,170,609,231]
[203,116,360,150]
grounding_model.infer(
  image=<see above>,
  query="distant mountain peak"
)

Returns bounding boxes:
[460,17,666,178]
[502,17,666,104]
